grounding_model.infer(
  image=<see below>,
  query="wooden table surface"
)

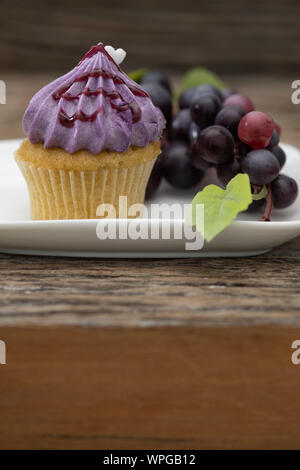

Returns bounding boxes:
[0,73,300,449]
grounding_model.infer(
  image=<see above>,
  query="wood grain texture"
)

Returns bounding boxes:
[1,0,300,73]
[0,325,300,449]
[1,238,300,327]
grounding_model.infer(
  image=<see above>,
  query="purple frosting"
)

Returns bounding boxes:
[23,43,165,154]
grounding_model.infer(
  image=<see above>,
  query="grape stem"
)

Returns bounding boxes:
[259,184,273,222]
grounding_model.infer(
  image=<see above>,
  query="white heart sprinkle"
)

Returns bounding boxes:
[105,45,126,65]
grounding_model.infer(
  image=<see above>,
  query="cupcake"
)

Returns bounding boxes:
[15,43,165,219]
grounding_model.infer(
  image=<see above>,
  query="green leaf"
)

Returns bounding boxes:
[176,67,227,101]
[185,173,252,242]
[128,68,148,83]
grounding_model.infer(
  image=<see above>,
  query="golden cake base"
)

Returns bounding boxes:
[15,139,160,220]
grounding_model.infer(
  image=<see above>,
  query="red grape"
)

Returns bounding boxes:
[220,88,236,101]
[238,111,274,149]
[223,93,254,112]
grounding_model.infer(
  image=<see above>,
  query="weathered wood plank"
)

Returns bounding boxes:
[0,237,300,327]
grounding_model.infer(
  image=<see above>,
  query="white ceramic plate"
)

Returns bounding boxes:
[0,139,300,258]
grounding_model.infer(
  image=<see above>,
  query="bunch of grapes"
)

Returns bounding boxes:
[141,71,298,220]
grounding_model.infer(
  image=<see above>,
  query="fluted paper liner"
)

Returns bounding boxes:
[16,159,155,220]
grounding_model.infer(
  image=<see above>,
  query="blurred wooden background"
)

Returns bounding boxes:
[1,0,300,73]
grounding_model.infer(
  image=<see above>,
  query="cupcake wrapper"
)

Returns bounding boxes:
[17,159,155,220]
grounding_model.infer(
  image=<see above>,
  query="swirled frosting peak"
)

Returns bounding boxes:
[23,43,165,154]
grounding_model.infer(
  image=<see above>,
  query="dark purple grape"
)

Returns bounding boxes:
[180,84,222,112]
[244,198,266,213]
[268,129,280,148]
[238,141,252,156]
[271,145,286,169]
[197,125,234,164]
[197,167,222,191]
[217,156,241,187]
[221,88,236,101]
[179,88,197,109]
[142,82,172,126]
[145,154,164,199]
[189,121,200,143]
[195,84,223,101]
[169,109,191,141]
[240,149,280,185]
[214,106,246,139]
[271,175,298,208]
[190,141,213,170]
[274,122,281,137]
[162,141,203,189]
[140,70,172,94]
[191,94,221,129]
